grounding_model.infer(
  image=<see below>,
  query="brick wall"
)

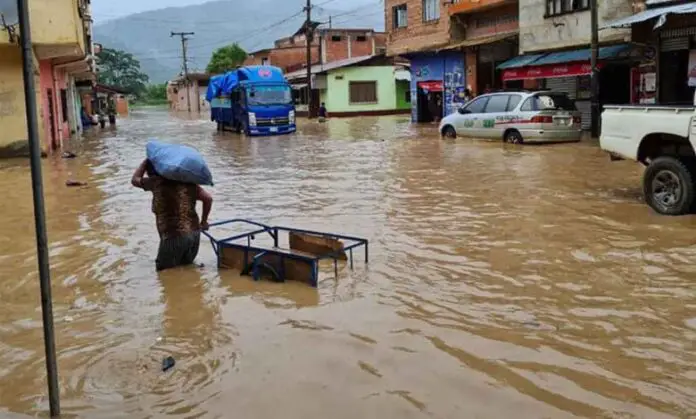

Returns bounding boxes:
[322,31,383,61]
[463,3,519,39]
[244,47,320,72]
[385,0,453,56]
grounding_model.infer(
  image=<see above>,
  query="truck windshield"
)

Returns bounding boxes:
[247,85,292,106]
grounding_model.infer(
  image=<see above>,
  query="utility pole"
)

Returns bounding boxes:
[16,0,60,416]
[171,31,195,112]
[590,0,599,138]
[304,0,313,118]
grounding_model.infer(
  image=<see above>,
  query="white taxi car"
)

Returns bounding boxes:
[439,90,582,144]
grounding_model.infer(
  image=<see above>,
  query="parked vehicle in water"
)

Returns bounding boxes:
[600,105,696,215]
[207,66,296,136]
[438,90,582,144]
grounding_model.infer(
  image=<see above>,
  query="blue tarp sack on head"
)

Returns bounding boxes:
[146,140,214,186]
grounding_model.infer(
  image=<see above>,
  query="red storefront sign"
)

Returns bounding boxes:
[502,62,604,81]
[417,81,443,91]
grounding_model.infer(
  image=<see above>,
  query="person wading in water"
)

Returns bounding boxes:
[131,159,213,271]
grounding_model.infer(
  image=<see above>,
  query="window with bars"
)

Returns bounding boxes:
[546,0,589,17]
[349,81,378,104]
[422,0,440,22]
[392,4,407,29]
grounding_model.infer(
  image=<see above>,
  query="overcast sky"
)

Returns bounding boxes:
[92,0,377,22]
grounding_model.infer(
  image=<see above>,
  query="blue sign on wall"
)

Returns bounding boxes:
[408,52,466,123]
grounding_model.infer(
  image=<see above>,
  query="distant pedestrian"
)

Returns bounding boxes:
[318,102,328,122]
[131,159,213,271]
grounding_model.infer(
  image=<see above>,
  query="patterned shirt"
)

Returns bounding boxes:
[144,176,199,239]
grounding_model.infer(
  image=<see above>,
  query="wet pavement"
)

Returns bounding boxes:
[1,108,696,418]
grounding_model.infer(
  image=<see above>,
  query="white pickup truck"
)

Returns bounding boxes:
[600,105,696,215]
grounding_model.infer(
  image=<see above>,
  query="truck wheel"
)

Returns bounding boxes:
[643,156,695,215]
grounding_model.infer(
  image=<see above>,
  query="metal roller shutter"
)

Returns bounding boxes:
[660,36,689,52]
[575,100,591,131]
[545,77,577,99]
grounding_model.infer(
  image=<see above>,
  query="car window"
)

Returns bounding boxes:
[464,97,489,114]
[483,95,509,113]
[520,97,534,111]
[506,95,522,111]
[535,94,577,110]
[521,94,577,111]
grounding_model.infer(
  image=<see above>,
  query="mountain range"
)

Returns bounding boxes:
[93,0,385,83]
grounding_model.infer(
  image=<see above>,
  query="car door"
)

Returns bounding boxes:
[479,94,510,139]
[457,96,489,137]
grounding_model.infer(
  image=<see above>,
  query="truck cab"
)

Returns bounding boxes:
[207,66,296,136]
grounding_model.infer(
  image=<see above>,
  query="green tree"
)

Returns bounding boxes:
[145,83,167,101]
[96,48,149,96]
[206,44,247,74]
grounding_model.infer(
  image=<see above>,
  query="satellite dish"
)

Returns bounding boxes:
[0,0,18,25]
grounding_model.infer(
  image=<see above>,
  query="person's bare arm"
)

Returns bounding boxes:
[131,159,148,189]
[197,186,213,230]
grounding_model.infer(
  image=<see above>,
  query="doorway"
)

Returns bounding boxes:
[659,50,691,105]
[47,88,56,149]
[416,81,443,123]
[599,64,631,107]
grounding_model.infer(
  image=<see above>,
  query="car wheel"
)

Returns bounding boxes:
[442,125,457,139]
[504,129,523,144]
[643,156,695,216]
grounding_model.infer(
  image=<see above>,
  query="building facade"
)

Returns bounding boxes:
[285,55,410,117]
[385,0,468,122]
[244,26,386,74]
[168,73,211,113]
[605,0,696,106]
[0,0,95,157]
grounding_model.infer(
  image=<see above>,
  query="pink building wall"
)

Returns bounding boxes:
[39,60,69,150]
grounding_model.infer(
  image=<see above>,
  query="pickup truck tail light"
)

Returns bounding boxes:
[531,115,553,123]
[573,116,581,124]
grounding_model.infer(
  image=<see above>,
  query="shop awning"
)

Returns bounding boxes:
[496,53,546,69]
[497,44,634,81]
[395,69,411,81]
[531,44,633,66]
[438,31,518,52]
[601,2,696,29]
[417,81,443,92]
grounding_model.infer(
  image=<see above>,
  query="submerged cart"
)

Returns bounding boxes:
[202,219,369,287]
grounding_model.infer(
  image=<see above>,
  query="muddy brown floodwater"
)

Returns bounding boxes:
[1,108,696,418]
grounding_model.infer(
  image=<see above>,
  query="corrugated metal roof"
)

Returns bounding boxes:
[285,55,378,80]
[601,2,696,29]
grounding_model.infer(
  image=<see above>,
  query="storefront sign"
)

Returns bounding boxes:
[417,81,443,91]
[502,62,604,81]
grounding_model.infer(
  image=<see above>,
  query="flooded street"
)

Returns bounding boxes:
[2,108,696,418]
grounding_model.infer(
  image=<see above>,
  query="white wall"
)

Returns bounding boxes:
[519,0,634,53]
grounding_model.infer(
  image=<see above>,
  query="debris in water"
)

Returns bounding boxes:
[162,356,176,372]
[156,337,163,342]
[64,316,74,322]
[65,180,88,187]
[61,151,77,159]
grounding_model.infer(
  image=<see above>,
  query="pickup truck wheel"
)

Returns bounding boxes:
[504,130,523,144]
[643,157,695,215]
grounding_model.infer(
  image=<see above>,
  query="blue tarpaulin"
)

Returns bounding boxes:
[205,75,225,102]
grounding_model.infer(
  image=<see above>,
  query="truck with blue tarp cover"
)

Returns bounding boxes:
[206,66,296,136]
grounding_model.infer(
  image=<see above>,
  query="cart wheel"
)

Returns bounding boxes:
[254,262,283,283]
